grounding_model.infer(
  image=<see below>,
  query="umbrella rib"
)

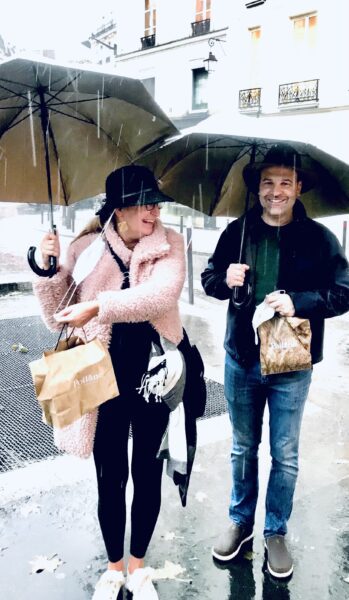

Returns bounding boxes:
[157,137,249,178]
[47,105,96,125]
[47,105,132,158]
[47,120,69,206]
[46,96,110,107]
[0,81,38,105]
[0,106,40,135]
[0,103,28,109]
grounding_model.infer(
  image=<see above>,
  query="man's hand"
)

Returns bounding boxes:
[54,301,99,328]
[226,263,250,288]
[265,292,295,317]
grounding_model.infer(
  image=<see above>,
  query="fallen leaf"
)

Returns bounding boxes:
[18,343,29,353]
[152,560,186,580]
[243,551,255,561]
[29,554,63,574]
[11,344,18,351]
[195,491,207,503]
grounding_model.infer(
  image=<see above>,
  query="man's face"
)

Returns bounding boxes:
[258,166,302,226]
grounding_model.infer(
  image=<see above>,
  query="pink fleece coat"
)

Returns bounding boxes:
[33,220,186,458]
[33,220,186,344]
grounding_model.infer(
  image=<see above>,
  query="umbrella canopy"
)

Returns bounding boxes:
[138,110,349,218]
[0,56,178,206]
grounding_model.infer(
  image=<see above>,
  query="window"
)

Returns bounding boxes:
[141,77,155,98]
[250,26,261,42]
[291,13,317,48]
[145,0,156,37]
[195,0,211,22]
[249,26,261,82]
[192,68,208,110]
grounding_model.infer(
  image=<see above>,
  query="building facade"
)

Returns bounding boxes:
[87,0,349,126]
[229,0,349,116]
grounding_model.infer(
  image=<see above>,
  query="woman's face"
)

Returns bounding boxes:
[115,203,162,242]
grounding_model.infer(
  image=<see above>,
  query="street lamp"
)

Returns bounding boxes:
[203,37,225,72]
[203,50,218,73]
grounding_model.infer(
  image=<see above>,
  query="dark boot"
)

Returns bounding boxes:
[212,522,254,561]
[265,535,293,578]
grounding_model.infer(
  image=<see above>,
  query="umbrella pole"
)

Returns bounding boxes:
[27,87,57,277]
[232,144,256,309]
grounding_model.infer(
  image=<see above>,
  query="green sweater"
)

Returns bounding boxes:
[254,221,280,305]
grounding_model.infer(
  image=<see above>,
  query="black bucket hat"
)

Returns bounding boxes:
[97,165,174,223]
[242,143,316,194]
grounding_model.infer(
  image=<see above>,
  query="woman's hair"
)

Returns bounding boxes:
[72,213,116,243]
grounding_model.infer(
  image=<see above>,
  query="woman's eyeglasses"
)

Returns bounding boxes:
[145,203,163,211]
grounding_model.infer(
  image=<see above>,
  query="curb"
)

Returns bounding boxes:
[0,281,33,295]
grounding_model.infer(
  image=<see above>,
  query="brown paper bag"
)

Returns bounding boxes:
[29,335,118,428]
[258,316,312,376]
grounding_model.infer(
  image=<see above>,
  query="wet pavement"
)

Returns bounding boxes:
[0,212,349,599]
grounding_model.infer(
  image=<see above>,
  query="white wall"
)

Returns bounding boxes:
[227,0,349,114]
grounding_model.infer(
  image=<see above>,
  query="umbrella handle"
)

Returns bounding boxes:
[27,246,57,278]
[232,282,253,309]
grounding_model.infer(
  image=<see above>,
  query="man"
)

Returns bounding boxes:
[201,143,349,578]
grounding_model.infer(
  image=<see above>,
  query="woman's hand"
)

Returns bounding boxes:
[226,263,250,288]
[265,292,295,317]
[40,231,61,269]
[54,301,99,328]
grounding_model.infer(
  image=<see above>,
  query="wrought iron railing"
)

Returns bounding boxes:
[141,34,156,49]
[239,87,261,109]
[278,79,319,105]
[191,19,211,36]
[95,20,116,36]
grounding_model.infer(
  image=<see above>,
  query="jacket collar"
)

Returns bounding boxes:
[104,219,170,267]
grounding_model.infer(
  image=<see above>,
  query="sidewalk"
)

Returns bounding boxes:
[0,284,349,599]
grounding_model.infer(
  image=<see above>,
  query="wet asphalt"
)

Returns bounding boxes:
[0,288,349,600]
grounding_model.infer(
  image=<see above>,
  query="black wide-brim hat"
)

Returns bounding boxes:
[243,143,317,194]
[106,165,173,208]
[96,165,174,224]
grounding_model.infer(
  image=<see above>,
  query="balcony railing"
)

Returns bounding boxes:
[278,79,319,105]
[191,19,211,36]
[94,20,116,36]
[239,87,261,110]
[141,34,156,49]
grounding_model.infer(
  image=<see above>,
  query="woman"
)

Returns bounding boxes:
[33,165,186,600]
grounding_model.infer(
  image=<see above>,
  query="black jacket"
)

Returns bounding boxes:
[201,201,349,366]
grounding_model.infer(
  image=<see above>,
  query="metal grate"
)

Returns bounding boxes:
[0,316,60,472]
[0,316,228,473]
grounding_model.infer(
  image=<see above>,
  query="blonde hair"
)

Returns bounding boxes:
[72,214,116,243]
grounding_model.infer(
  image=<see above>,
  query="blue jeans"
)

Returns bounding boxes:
[224,353,312,538]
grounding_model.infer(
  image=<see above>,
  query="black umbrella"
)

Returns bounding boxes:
[138,110,349,307]
[0,56,178,276]
[138,110,349,218]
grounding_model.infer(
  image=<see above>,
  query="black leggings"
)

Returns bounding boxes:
[93,391,169,562]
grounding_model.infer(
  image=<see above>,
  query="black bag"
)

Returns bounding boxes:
[178,329,206,419]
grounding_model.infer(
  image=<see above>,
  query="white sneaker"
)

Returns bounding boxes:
[126,567,159,600]
[92,570,125,600]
